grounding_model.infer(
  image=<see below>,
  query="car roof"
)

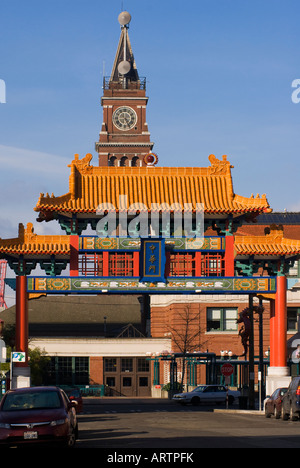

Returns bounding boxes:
[199,385,221,387]
[4,386,61,395]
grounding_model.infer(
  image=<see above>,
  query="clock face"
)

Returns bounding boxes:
[113,106,137,131]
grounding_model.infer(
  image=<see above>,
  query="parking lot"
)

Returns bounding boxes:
[74,398,300,449]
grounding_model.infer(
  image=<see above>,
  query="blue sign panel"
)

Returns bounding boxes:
[141,239,166,282]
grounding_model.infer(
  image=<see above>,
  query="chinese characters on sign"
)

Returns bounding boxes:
[141,239,166,282]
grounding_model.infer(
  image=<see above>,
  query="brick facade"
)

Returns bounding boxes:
[90,357,104,386]
[151,299,270,358]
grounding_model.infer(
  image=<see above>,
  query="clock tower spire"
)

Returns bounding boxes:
[96,11,154,167]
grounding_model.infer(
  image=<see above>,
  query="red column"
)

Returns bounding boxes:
[15,275,28,366]
[224,235,235,276]
[269,299,276,367]
[195,252,202,277]
[102,252,109,277]
[133,252,140,277]
[70,235,79,276]
[274,275,287,368]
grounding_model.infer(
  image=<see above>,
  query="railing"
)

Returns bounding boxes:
[103,76,146,90]
[60,385,105,397]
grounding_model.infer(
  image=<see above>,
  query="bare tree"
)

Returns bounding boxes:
[166,303,208,388]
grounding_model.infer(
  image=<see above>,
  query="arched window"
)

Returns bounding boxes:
[120,156,128,167]
[131,156,139,167]
[109,156,117,167]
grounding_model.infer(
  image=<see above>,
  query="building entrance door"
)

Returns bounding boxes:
[104,357,151,397]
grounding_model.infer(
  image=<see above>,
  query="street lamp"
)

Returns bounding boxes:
[220,350,232,359]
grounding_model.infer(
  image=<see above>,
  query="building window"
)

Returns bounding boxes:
[287,308,299,332]
[120,156,129,167]
[47,357,89,386]
[105,358,117,372]
[131,156,139,167]
[123,377,132,387]
[139,377,149,387]
[207,307,238,332]
[75,357,89,385]
[57,357,73,385]
[106,377,116,387]
[137,358,150,372]
[109,156,117,167]
[121,358,133,372]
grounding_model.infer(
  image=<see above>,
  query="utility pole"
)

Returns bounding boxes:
[248,295,255,410]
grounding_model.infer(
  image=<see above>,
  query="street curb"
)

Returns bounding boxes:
[214,409,265,415]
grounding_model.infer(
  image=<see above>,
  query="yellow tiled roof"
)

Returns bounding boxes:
[0,223,70,256]
[1,223,299,259]
[235,224,300,256]
[34,153,271,216]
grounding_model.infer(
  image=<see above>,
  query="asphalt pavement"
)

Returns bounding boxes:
[73,397,300,449]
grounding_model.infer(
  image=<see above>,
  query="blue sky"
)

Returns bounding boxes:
[0,0,300,242]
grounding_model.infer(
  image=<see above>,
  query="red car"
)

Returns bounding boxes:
[0,386,78,447]
[265,387,288,419]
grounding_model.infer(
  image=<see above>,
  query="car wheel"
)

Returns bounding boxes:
[282,406,289,421]
[228,396,234,406]
[290,405,298,421]
[274,407,281,419]
[66,426,77,448]
[265,405,271,418]
[191,396,200,406]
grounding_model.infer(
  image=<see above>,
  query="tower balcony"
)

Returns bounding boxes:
[103,76,146,91]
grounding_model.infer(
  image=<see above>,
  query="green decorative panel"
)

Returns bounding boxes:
[78,236,225,251]
[27,276,276,294]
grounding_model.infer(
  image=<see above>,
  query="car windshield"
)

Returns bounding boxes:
[2,390,61,411]
[192,386,206,393]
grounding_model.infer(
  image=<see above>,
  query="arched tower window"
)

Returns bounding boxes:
[109,156,117,167]
[120,156,128,167]
[131,156,139,167]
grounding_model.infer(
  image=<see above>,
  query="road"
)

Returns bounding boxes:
[74,398,300,449]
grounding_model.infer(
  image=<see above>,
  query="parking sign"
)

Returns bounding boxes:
[12,352,26,363]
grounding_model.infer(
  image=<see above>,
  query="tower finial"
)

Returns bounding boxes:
[118,11,131,28]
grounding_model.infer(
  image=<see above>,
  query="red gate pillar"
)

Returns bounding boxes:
[275,275,287,368]
[70,235,79,276]
[15,275,28,360]
[224,235,234,276]
[266,275,291,396]
[14,274,31,388]
[269,298,276,368]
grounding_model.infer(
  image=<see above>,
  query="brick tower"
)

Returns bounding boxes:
[95,11,154,167]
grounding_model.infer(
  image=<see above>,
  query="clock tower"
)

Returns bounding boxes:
[96,11,154,167]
